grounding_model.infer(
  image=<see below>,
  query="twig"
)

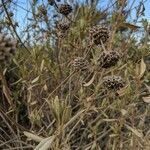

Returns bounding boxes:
[1,0,31,54]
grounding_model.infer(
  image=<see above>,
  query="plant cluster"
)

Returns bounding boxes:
[0,0,150,150]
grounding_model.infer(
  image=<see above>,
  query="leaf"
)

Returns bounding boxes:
[40,60,45,72]
[144,84,150,93]
[142,96,150,103]
[34,136,55,150]
[125,124,143,138]
[3,84,12,105]
[119,22,140,31]
[109,134,119,138]
[23,131,44,142]
[43,84,48,91]
[83,72,96,87]
[139,58,146,79]
[31,76,40,84]
[136,2,145,17]
[117,85,129,96]
[103,119,117,122]
[121,109,128,116]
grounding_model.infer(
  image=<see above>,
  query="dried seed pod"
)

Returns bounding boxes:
[103,75,125,90]
[89,25,109,45]
[72,57,89,71]
[98,51,120,68]
[0,33,17,64]
[56,22,70,31]
[59,4,72,16]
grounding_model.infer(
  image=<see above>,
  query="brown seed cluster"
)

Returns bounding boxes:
[59,4,72,16]
[98,51,120,68]
[103,75,125,90]
[0,33,17,64]
[56,22,70,31]
[56,21,70,38]
[72,57,89,71]
[89,25,109,45]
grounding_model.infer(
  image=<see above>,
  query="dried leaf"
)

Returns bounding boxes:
[83,72,96,87]
[144,84,150,93]
[121,109,128,116]
[109,134,119,137]
[136,2,145,17]
[23,131,44,142]
[103,119,117,122]
[3,84,12,105]
[139,58,146,79]
[35,136,55,150]
[125,124,143,138]
[117,85,129,96]
[119,22,140,31]
[142,96,150,103]
[31,76,40,84]
[40,60,45,72]
[43,84,48,91]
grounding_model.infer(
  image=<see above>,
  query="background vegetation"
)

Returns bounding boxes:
[0,0,150,149]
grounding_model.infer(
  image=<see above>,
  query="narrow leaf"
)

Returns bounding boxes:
[34,136,55,150]
[117,85,128,96]
[83,72,96,87]
[3,84,12,105]
[125,124,143,138]
[23,131,44,142]
[40,60,45,72]
[139,58,146,79]
[31,76,40,84]
[120,22,140,31]
[142,96,150,103]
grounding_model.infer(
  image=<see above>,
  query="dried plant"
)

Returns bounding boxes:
[0,0,150,150]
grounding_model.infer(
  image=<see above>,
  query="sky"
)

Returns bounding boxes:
[7,0,150,33]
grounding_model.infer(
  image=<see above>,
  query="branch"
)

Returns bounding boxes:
[1,0,31,54]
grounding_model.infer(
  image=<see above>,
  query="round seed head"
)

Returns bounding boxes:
[98,51,120,68]
[0,33,17,64]
[72,57,89,71]
[103,75,125,90]
[56,21,70,31]
[59,4,72,16]
[89,25,109,45]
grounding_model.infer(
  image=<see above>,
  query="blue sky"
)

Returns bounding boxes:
[10,0,150,32]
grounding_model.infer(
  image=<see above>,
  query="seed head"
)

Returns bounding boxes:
[72,57,89,71]
[98,51,120,68]
[0,33,17,64]
[89,25,109,45]
[59,4,72,16]
[56,21,70,31]
[103,75,125,90]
